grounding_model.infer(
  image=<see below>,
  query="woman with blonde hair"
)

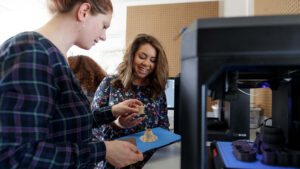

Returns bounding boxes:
[0,0,143,168]
[92,33,170,168]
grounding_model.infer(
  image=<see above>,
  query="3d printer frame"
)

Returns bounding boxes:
[180,15,300,169]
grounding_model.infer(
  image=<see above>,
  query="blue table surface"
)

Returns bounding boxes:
[217,141,299,169]
[117,127,181,153]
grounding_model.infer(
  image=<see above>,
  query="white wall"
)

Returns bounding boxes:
[219,0,254,17]
[0,0,51,44]
[0,0,252,74]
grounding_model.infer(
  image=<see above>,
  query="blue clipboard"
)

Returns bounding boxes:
[117,127,181,153]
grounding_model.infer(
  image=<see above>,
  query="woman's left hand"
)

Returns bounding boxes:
[114,113,145,128]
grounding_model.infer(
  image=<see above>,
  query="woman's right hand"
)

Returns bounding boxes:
[104,140,144,168]
[111,99,143,117]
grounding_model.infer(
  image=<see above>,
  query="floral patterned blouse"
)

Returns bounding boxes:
[91,75,169,169]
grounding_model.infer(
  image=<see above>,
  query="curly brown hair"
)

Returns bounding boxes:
[68,55,107,94]
[117,34,169,99]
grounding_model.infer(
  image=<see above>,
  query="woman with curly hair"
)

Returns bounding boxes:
[92,33,170,169]
[68,55,107,103]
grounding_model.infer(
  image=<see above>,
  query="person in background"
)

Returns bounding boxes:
[92,34,170,169]
[68,55,107,103]
[0,0,143,168]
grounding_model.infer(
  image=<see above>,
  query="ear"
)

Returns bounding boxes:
[76,3,91,22]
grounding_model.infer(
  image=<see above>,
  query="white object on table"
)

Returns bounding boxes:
[143,142,181,169]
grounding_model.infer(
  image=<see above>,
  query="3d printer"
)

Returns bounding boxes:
[180,15,300,169]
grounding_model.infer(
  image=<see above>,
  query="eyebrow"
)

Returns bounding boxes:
[140,52,156,58]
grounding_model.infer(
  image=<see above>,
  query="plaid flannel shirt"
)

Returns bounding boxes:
[0,32,113,169]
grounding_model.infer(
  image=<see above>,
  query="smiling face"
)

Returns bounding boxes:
[132,43,157,84]
[75,11,112,50]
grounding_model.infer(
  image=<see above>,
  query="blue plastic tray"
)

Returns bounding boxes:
[117,127,181,153]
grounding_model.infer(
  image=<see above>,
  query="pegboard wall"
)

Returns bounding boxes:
[255,0,300,15]
[251,88,272,118]
[126,1,219,77]
[253,0,300,117]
